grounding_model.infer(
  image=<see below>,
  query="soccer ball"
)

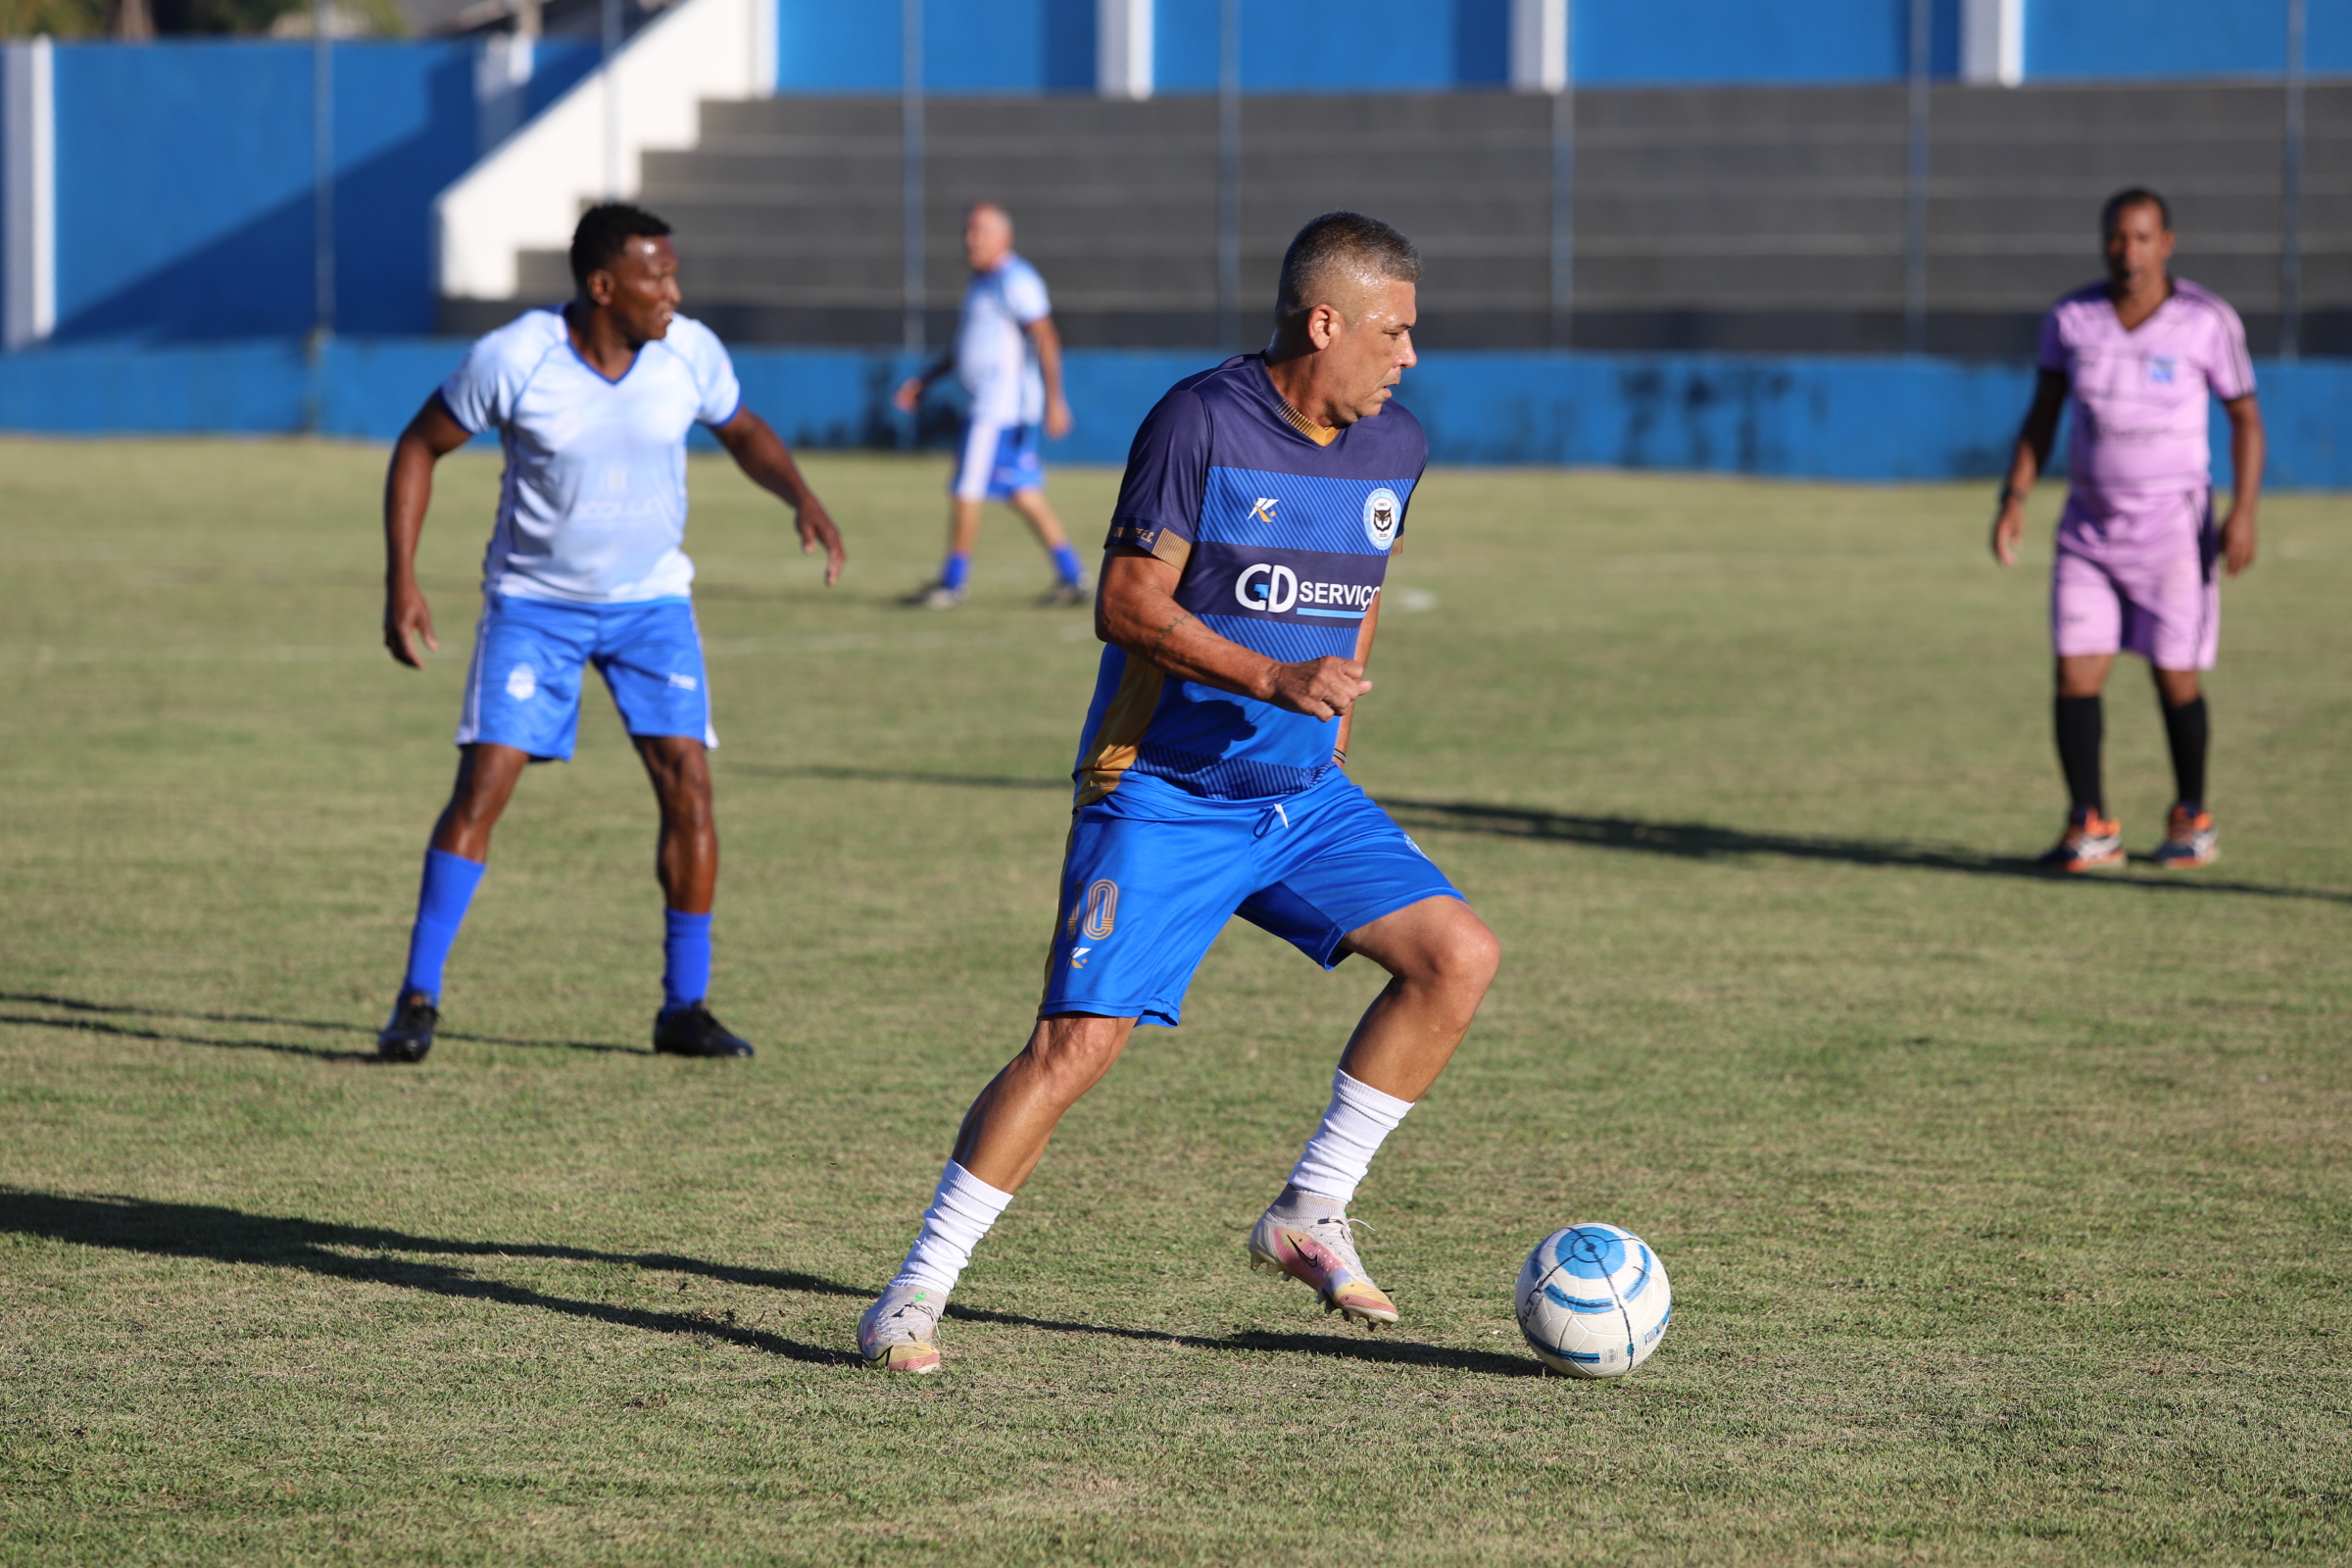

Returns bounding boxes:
[1514,1223,1672,1378]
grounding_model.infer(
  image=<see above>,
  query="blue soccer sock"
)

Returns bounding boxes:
[940,552,971,593]
[401,848,486,1000]
[1050,543,1085,586]
[662,909,713,1011]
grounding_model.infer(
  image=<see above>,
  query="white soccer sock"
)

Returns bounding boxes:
[1286,1068,1416,1206]
[889,1160,1015,1298]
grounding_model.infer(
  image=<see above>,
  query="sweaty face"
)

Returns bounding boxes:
[1323,277,1418,423]
[2103,203,2174,293]
[592,236,682,343]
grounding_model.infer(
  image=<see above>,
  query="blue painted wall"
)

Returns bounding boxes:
[777,0,1102,93]
[4,340,2343,488]
[1578,0,1961,86]
[47,38,592,341]
[1152,0,1510,93]
[2029,0,2352,79]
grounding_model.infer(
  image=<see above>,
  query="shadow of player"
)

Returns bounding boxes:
[0,991,637,1058]
[0,1189,1539,1376]
[1380,798,2352,905]
[0,1188,860,1366]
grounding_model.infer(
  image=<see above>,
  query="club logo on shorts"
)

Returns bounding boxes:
[1362,488,1400,552]
[1082,879,1118,940]
[506,664,537,702]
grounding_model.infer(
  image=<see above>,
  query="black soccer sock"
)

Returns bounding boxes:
[2054,695,2104,814]
[2162,695,2209,809]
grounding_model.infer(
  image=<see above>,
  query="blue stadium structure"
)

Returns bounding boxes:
[2,0,2348,477]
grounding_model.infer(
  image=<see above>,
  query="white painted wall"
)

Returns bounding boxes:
[1098,0,1152,100]
[1511,0,1569,93]
[1962,0,2024,85]
[435,0,776,302]
[3,38,56,351]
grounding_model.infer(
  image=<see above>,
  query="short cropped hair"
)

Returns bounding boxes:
[1275,212,1421,318]
[2101,186,2172,233]
[570,202,673,286]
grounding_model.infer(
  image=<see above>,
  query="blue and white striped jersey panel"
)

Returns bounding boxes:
[1072,355,1427,803]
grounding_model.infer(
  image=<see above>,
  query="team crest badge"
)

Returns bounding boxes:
[1362,488,1400,552]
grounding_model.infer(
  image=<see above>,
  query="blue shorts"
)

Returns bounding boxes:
[456,593,715,761]
[952,416,1046,503]
[1040,771,1462,1028]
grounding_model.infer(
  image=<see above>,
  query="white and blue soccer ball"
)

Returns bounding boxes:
[1514,1223,1672,1378]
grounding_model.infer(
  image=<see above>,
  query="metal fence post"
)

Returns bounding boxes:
[2281,0,2306,361]
[1217,0,1240,350]
[903,0,926,355]
[1903,0,1931,355]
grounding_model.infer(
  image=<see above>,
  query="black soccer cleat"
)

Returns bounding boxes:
[653,1003,754,1058]
[378,990,440,1063]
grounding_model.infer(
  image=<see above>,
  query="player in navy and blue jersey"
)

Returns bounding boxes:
[375,203,845,1064]
[859,213,1501,1373]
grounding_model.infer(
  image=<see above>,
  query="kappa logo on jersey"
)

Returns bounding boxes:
[1082,879,1118,940]
[1362,488,1400,552]
[1234,564,1381,617]
[506,664,537,701]
[1251,497,1280,523]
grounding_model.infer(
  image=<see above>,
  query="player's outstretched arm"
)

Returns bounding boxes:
[2221,394,2264,576]
[710,409,847,586]
[1097,547,1371,721]
[1991,369,2070,567]
[1025,316,1073,440]
[382,395,474,669]
[890,350,956,415]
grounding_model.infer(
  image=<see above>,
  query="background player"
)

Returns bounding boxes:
[1991,187,2263,872]
[893,203,1085,609]
[376,202,847,1062]
[857,212,1502,1374]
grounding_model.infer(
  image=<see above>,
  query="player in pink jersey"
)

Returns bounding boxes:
[1991,188,2265,871]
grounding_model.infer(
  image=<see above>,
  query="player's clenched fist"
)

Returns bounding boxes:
[1265,656,1372,720]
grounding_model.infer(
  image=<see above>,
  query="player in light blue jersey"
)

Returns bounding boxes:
[893,203,1087,609]
[858,214,1501,1373]
[376,203,846,1064]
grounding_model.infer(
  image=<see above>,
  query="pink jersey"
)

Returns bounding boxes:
[2037,278,2256,509]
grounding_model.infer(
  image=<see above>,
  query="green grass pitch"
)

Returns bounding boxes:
[2,438,2347,1564]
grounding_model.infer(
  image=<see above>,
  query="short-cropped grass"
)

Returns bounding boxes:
[1,438,2346,1565]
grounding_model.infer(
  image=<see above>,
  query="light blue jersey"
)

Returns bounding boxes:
[437,309,743,605]
[956,254,1051,425]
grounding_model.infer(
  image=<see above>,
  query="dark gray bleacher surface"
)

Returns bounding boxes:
[455,81,2350,357]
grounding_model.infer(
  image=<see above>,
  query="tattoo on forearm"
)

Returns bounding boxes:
[1147,610,1193,658]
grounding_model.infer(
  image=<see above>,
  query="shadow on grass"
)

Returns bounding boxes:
[0,1189,859,1367]
[1381,798,2352,905]
[943,1302,1542,1378]
[727,762,1066,793]
[719,766,2349,905]
[0,992,638,1058]
[0,1189,1537,1376]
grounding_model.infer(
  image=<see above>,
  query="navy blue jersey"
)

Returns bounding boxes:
[1072,355,1427,803]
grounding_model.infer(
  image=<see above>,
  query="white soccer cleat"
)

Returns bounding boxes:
[857,1282,945,1374]
[1247,1198,1399,1327]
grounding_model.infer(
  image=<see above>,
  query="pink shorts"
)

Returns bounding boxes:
[2050,495,2220,670]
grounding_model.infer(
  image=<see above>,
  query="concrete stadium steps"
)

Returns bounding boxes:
[449,81,2352,356]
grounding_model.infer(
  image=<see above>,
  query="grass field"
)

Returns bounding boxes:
[2,438,2348,1565]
